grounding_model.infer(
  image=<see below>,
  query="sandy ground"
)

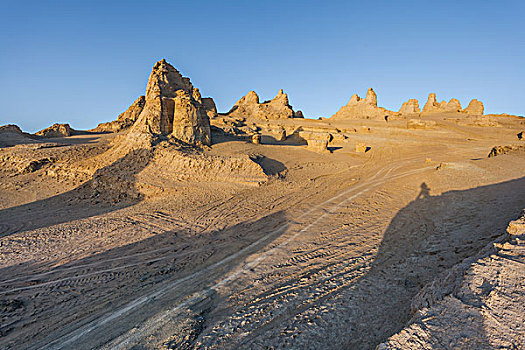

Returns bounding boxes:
[0,115,524,349]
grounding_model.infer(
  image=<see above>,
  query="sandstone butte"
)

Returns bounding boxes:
[94,59,214,147]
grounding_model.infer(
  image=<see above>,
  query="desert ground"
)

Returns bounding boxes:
[1,60,524,349]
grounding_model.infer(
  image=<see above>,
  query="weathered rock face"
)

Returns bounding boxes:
[93,96,146,133]
[331,88,395,120]
[294,110,304,118]
[36,123,75,138]
[445,98,462,112]
[127,59,212,146]
[463,99,484,115]
[225,89,296,120]
[423,93,482,114]
[399,99,420,115]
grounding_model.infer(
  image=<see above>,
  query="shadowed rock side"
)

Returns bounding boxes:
[331,88,397,120]
[224,89,297,120]
[92,95,146,133]
[0,125,39,147]
[378,211,525,350]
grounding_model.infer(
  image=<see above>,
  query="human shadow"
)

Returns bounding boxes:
[0,148,154,238]
[340,177,525,349]
[0,210,288,350]
[416,182,431,199]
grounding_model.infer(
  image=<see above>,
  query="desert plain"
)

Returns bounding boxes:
[0,59,524,349]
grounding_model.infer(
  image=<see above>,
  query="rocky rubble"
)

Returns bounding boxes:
[377,211,525,350]
[488,144,525,157]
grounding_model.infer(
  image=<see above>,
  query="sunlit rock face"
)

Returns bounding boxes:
[225,89,297,120]
[129,59,211,145]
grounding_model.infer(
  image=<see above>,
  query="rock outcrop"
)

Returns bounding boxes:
[331,88,395,120]
[378,212,525,350]
[423,93,462,113]
[463,99,484,115]
[0,124,40,147]
[399,99,420,116]
[93,95,146,133]
[0,124,23,134]
[124,59,212,147]
[36,123,76,138]
[422,93,484,115]
[225,89,297,120]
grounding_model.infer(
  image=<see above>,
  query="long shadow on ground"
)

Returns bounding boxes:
[0,148,153,238]
[0,209,288,350]
[342,176,525,349]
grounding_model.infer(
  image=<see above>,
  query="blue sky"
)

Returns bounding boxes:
[0,0,523,132]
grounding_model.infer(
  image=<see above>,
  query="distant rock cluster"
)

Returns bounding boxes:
[422,93,484,115]
[331,88,393,120]
[225,89,301,120]
[329,89,486,120]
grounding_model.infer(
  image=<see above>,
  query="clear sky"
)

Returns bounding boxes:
[1,0,523,132]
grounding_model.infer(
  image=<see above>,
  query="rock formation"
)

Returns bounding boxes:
[422,93,485,115]
[36,123,76,138]
[201,97,218,119]
[93,96,146,133]
[124,59,212,146]
[463,99,484,115]
[399,99,420,116]
[0,124,39,147]
[0,124,23,134]
[225,89,297,120]
[331,88,395,120]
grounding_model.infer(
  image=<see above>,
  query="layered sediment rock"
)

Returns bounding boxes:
[225,89,297,120]
[36,123,76,138]
[93,96,146,132]
[463,99,484,115]
[422,93,484,115]
[331,88,395,120]
[423,93,462,113]
[399,99,420,116]
[124,59,212,147]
